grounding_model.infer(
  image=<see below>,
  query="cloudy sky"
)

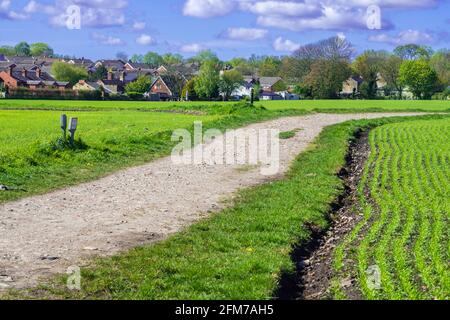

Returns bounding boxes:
[0,0,449,60]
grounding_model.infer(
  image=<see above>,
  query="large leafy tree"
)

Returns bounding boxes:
[394,44,434,60]
[89,65,108,81]
[429,49,450,88]
[228,58,254,75]
[399,59,438,99]
[125,76,152,94]
[304,59,351,99]
[258,56,281,77]
[143,52,163,67]
[0,46,15,56]
[51,61,88,85]
[162,53,183,66]
[194,59,220,100]
[130,54,144,63]
[353,50,388,99]
[190,50,219,65]
[15,42,31,56]
[218,69,244,100]
[379,54,404,98]
[30,43,54,57]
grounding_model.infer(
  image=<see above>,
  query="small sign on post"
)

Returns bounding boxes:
[68,117,78,145]
[60,114,67,140]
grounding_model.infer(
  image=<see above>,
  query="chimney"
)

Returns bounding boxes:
[107,71,113,81]
[35,67,41,78]
[7,64,15,76]
[21,68,27,78]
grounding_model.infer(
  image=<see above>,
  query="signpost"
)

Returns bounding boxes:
[68,117,78,145]
[60,114,67,140]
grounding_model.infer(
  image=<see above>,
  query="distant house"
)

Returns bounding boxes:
[259,77,284,92]
[94,59,126,71]
[97,72,127,94]
[0,64,69,91]
[276,91,300,100]
[124,62,155,73]
[260,91,283,101]
[342,76,364,95]
[146,75,185,101]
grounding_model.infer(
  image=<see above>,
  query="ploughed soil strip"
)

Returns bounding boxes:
[275,130,370,300]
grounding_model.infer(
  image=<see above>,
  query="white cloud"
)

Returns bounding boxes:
[132,21,146,31]
[180,43,206,53]
[91,32,125,46]
[136,34,156,45]
[273,37,300,52]
[368,29,436,45]
[183,0,441,31]
[222,27,268,40]
[0,0,28,20]
[183,0,235,18]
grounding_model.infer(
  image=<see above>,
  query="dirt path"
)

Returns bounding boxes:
[0,113,425,290]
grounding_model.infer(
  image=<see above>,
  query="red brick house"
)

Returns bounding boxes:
[146,75,185,101]
[0,64,69,92]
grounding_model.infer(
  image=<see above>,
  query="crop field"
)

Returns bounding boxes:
[0,99,449,112]
[332,118,450,300]
[0,110,221,203]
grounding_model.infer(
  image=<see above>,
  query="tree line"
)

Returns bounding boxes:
[3,39,448,100]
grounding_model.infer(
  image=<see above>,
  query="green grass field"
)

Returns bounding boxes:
[0,99,449,112]
[9,114,448,300]
[332,119,449,300]
[0,105,307,203]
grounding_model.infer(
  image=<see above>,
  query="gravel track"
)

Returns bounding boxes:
[0,113,425,289]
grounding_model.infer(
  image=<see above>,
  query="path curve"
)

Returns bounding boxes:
[0,113,425,289]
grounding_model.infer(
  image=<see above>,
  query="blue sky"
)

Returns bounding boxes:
[0,0,449,60]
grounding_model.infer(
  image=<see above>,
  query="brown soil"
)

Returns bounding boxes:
[275,129,371,300]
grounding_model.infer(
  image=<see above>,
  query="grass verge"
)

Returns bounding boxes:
[7,114,447,300]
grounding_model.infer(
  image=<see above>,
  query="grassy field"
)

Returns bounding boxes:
[0,99,448,112]
[332,119,449,300]
[10,114,448,300]
[0,105,308,203]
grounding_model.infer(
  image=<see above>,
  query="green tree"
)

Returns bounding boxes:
[353,50,387,99]
[190,50,219,65]
[51,61,88,85]
[194,60,220,100]
[228,58,254,75]
[130,54,144,63]
[258,56,281,77]
[218,69,244,100]
[429,49,450,88]
[304,59,351,99]
[162,53,183,66]
[89,65,108,81]
[399,59,438,99]
[0,46,15,56]
[143,52,163,67]
[394,44,433,60]
[182,78,198,101]
[30,43,54,57]
[125,76,152,94]
[379,55,404,98]
[15,42,31,56]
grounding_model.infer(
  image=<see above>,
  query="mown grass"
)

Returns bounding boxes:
[332,118,450,300]
[0,99,448,112]
[0,104,307,203]
[9,114,446,300]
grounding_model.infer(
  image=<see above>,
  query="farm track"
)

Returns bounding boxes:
[0,112,428,290]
